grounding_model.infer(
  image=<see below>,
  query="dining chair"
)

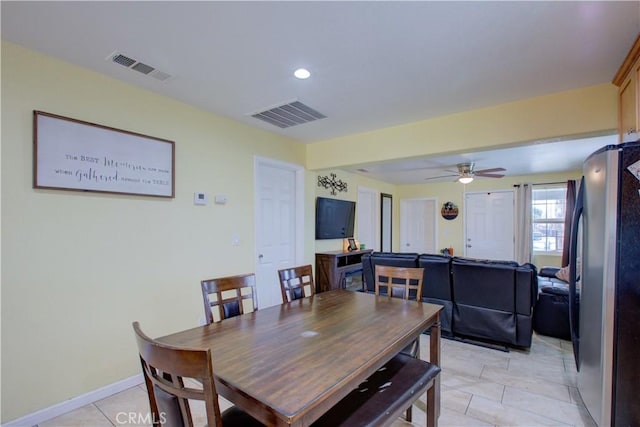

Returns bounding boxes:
[374,264,425,422]
[201,273,257,324]
[277,264,315,303]
[132,322,263,427]
[374,264,424,301]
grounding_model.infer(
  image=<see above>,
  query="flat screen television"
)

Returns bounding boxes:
[315,197,356,240]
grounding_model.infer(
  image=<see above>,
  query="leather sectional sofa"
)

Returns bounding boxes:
[361,252,538,348]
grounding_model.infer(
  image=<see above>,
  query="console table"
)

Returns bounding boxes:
[315,249,373,293]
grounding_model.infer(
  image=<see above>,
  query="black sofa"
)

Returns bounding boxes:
[362,252,538,348]
[533,266,570,340]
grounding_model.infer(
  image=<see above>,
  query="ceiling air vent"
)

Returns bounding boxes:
[251,101,326,128]
[106,51,173,82]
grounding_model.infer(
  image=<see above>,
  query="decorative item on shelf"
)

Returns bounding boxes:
[342,238,359,252]
[440,247,454,256]
[441,201,459,220]
[317,173,348,195]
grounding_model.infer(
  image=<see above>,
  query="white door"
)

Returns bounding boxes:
[255,157,304,308]
[464,190,515,260]
[400,198,437,254]
[357,187,378,251]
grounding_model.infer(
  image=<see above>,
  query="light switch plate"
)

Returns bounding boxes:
[194,192,207,205]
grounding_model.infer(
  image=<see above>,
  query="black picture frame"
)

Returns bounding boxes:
[347,238,358,251]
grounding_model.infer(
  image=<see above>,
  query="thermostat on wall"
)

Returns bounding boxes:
[194,192,207,205]
[214,195,227,205]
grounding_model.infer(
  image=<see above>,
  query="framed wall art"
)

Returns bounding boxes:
[441,201,459,220]
[33,111,175,198]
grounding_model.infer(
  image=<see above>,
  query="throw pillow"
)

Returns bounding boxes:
[556,265,570,282]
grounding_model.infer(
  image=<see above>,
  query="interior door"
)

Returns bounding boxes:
[255,157,304,308]
[357,187,378,250]
[464,190,515,260]
[400,198,436,253]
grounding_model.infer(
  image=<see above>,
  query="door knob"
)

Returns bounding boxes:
[466,244,472,248]
[258,254,264,259]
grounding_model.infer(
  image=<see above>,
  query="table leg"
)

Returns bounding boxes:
[428,312,441,427]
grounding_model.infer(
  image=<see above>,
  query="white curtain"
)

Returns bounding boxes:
[515,183,532,264]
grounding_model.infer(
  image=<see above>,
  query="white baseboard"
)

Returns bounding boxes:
[3,374,144,427]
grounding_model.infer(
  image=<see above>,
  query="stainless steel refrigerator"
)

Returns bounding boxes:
[568,140,640,426]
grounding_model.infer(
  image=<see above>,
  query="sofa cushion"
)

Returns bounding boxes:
[451,256,518,268]
[539,266,561,278]
[451,260,515,311]
[540,285,569,296]
[417,254,452,300]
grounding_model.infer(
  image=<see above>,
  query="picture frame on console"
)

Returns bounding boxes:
[347,238,358,251]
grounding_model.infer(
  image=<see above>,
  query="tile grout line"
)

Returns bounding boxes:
[94,403,117,427]
[464,393,473,415]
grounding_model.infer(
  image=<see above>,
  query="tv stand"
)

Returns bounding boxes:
[315,249,373,293]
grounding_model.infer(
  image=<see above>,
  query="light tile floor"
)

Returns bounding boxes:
[35,333,596,427]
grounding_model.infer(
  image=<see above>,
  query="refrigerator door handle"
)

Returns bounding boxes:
[568,176,584,371]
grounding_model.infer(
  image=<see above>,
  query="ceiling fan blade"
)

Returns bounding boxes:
[474,167,506,174]
[424,173,458,181]
[476,172,505,178]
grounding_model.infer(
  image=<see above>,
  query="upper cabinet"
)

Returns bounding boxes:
[614,34,640,142]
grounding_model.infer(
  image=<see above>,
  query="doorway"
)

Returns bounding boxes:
[464,190,515,260]
[254,157,304,308]
[400,198,437,254]
[357,187,379,251]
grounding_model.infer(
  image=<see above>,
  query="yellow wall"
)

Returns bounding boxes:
[0,42,311,422]
[313,169,396,253]
[307,83,617,170]
[396,171,582,264]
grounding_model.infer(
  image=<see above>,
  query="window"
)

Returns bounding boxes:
[532,186,567,253]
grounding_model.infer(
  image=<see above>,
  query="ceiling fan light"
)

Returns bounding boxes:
[458,176,474,184]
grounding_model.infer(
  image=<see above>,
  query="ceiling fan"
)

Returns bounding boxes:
[425,162,506,184]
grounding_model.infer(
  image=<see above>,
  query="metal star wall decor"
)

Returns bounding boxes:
[317,173,348,195]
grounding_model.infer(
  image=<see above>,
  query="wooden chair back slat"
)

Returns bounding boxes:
[278,265,315,303]
[201,273,258,324]
[374,265,424,301]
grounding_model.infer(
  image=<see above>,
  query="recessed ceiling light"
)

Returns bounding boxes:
[294,68,311,79]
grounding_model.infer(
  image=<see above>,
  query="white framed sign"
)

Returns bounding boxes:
[33,111,175,198]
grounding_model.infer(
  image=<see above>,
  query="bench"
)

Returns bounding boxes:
[312,353,441,427]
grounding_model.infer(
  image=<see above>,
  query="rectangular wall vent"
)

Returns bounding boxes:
[106,51,172,82]
[251,101,326,128]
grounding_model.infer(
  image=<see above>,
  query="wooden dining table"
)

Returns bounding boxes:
[158,289,442,427]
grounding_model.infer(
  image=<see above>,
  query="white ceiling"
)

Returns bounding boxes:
[343,134,618,184]
[1,1,637,183]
